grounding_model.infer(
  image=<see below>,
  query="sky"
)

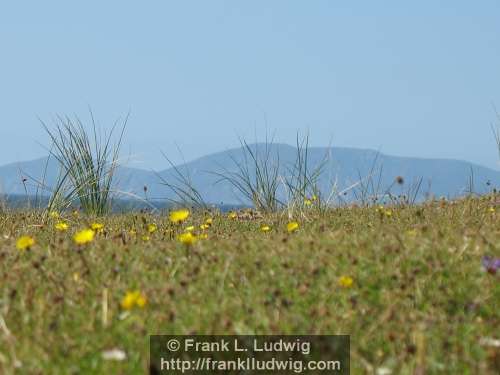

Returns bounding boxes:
[1,0,499,170]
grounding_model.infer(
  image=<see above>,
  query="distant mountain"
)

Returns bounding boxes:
[0,144,499,205]
[0,157,157,200]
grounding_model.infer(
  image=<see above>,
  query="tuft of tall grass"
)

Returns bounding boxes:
[283,133,329,216]
[213,135,282,212]
[41,111,127,216]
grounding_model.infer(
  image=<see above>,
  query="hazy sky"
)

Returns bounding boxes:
[1,1,499,170]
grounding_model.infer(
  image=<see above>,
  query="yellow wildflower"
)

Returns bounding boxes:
[55,222,69,231]
[228,211,237,219]
[287,221,299,233]
[147,223,157,233]
[141,235,150,242]
[200,224,210,230]
[488,207,495,214]
[49,211,59,219]
[199,233,208,240]
[204,217,213,226]
[304,198,312,206]
[338,276,354,288]
[16,236,35,251]
[169,209,190,224]
[73,229,95,245]
[136,294,147,308]
[185,225,195,232]
[121,290,147,310]
[384,210,393,218]
[178,232,197,246]
[121,293,135,310]
[260,225,271,232]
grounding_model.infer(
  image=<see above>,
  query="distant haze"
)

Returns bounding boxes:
[1,1,500,170]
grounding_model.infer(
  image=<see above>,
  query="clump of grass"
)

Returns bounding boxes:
[212,133,330,214]
[213,135,281,212]
[41,111,127,216]
[283,133,329,216]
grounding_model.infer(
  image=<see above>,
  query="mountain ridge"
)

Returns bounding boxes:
[1,144,499,204]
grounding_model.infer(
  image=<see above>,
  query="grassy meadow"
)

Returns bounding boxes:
[0,195,498,374]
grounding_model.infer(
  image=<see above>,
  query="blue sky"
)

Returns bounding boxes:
[1,1,499,170]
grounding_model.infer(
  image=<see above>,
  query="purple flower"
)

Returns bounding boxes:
[482,256,500,274]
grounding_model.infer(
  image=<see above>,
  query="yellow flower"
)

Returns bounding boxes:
[199,233,208,240]
[287,221,299,233]
[304,198,312,206]
[384,210,393,218]
[147,223,157,233]
[260,225,271,232]
[136,294,147,308]
[16,236,35,251]
[228,211,237,219]
[90,223,104,233]
[200,224,210,230]
[121,293,135,310]
[204,218,213,226]
[311,194,318,201]
[185,225,195,232]
[338,276,354,288]
[141,235,150,242]
[55,222,69,231]
[121,290,147,310]
[169,209,190,224]
[73,229,95,245]
[488,207,495,214]
[178,232,197,246]
[49,211,59,219]
[375,205,384,213]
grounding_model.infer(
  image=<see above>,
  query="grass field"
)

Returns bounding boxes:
[0,195,499,374]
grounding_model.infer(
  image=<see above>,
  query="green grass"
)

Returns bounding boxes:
[42,112,127,216]
[0,195,499,374]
